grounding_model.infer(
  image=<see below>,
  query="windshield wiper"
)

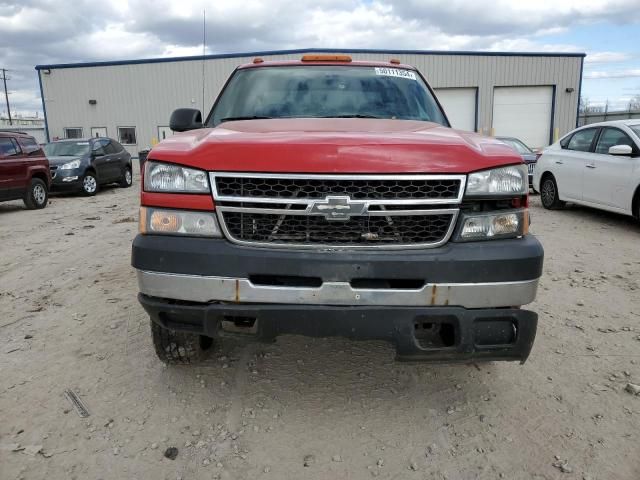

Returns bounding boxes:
[323,114,383,119]
[220,115,273,123]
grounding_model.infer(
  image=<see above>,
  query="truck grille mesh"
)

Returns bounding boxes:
[215,176,461,200]
[210,173,465,249]
[222,212,454,245]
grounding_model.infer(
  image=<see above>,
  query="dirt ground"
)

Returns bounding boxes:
[1,168,639,480]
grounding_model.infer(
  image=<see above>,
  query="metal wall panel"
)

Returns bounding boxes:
[40,51,582,156]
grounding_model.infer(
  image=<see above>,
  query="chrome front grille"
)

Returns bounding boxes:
[527,163,536,174]
[210,172,466,249]
[215,176,461,200]
[222,211,455,245]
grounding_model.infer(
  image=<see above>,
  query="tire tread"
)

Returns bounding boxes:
[150,320,213,365]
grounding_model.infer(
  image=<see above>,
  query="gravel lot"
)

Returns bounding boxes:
[1,171,639,480]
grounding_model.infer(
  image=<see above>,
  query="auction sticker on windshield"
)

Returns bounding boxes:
[374,67,417,80]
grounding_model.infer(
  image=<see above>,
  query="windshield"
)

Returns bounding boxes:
[499,138,533,154]
[208,65,448,126]
[44,141,90,157]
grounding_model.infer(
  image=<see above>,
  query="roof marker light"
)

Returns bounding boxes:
[389,58,401,64]
[253,57,264,64]
[301,54,352,62]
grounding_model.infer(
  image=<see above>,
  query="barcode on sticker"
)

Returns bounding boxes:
[374,67,416,80]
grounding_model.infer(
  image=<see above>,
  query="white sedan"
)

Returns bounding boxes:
[533,120,640,218]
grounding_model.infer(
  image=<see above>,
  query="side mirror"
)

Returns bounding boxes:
[608,144,633,156]
[170,108,202,132]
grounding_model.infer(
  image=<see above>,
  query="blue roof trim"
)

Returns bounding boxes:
[35,47,587,70]
[37,70,49,143]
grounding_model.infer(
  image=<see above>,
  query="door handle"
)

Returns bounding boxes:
[555,160,563,165]
[586,164,596,169]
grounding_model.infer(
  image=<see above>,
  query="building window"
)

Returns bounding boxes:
[118,127,137,145]
[64,127,83,139]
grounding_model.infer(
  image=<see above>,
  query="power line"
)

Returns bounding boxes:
[0,68,12,125]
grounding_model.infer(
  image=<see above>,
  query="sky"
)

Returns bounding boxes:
[1,0,639,118]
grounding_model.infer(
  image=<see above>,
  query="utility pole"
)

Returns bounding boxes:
[1,68,12,125]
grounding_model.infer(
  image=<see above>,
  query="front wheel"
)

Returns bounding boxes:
[119,167,133,188]
[150,320,215,365]
[540,175,565,210]
[23,178,48,209]
[81,172,98,196]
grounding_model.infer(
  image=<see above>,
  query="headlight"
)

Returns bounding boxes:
[466,165,527,196]
[139,207,221,237]
[60,159,81,170]
[456,210,528,241]
[144,161,209,193]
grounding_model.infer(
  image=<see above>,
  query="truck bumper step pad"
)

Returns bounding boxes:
[138,294,537,364]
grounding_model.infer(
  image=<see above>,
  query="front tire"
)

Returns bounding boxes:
[150,320,214,365]
[23,178,48,209]
[540,175,565,210]
[81,172,99,196]
[119,167,133,188]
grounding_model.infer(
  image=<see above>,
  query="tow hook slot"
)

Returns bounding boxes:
[413,316,457,348]
[221,316,258,335]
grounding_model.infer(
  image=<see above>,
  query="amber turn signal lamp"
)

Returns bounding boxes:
[139,207,148,234]
[150,210,182,233]
[301,54,352,62]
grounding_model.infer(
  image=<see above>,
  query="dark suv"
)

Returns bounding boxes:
[44,137,133,195]
[0,131,51,209]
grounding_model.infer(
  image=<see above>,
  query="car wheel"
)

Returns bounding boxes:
[540,175,565,210]
[23,178,48,209]
[119,167,133,188]
[150,320,215,365]
[81,172,99,196]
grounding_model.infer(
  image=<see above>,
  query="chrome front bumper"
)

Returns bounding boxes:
[136,270,539,309]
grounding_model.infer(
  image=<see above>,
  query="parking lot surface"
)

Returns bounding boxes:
[1,175,639,480]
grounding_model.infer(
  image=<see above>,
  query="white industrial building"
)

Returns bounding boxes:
[36,48,584,156]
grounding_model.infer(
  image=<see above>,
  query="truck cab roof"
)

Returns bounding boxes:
[238,56,416,70]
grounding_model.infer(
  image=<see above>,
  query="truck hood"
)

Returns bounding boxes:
[150,119,522,174]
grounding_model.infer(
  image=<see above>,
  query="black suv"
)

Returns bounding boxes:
[44,137,132,195]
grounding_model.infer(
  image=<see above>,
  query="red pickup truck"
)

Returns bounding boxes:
[132,55,543,365]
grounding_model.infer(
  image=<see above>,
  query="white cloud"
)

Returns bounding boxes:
[584,51,632,63]
[584,69,640,79]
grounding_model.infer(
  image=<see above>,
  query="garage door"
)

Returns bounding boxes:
[492,86,553,149]
[434,88,477,132]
